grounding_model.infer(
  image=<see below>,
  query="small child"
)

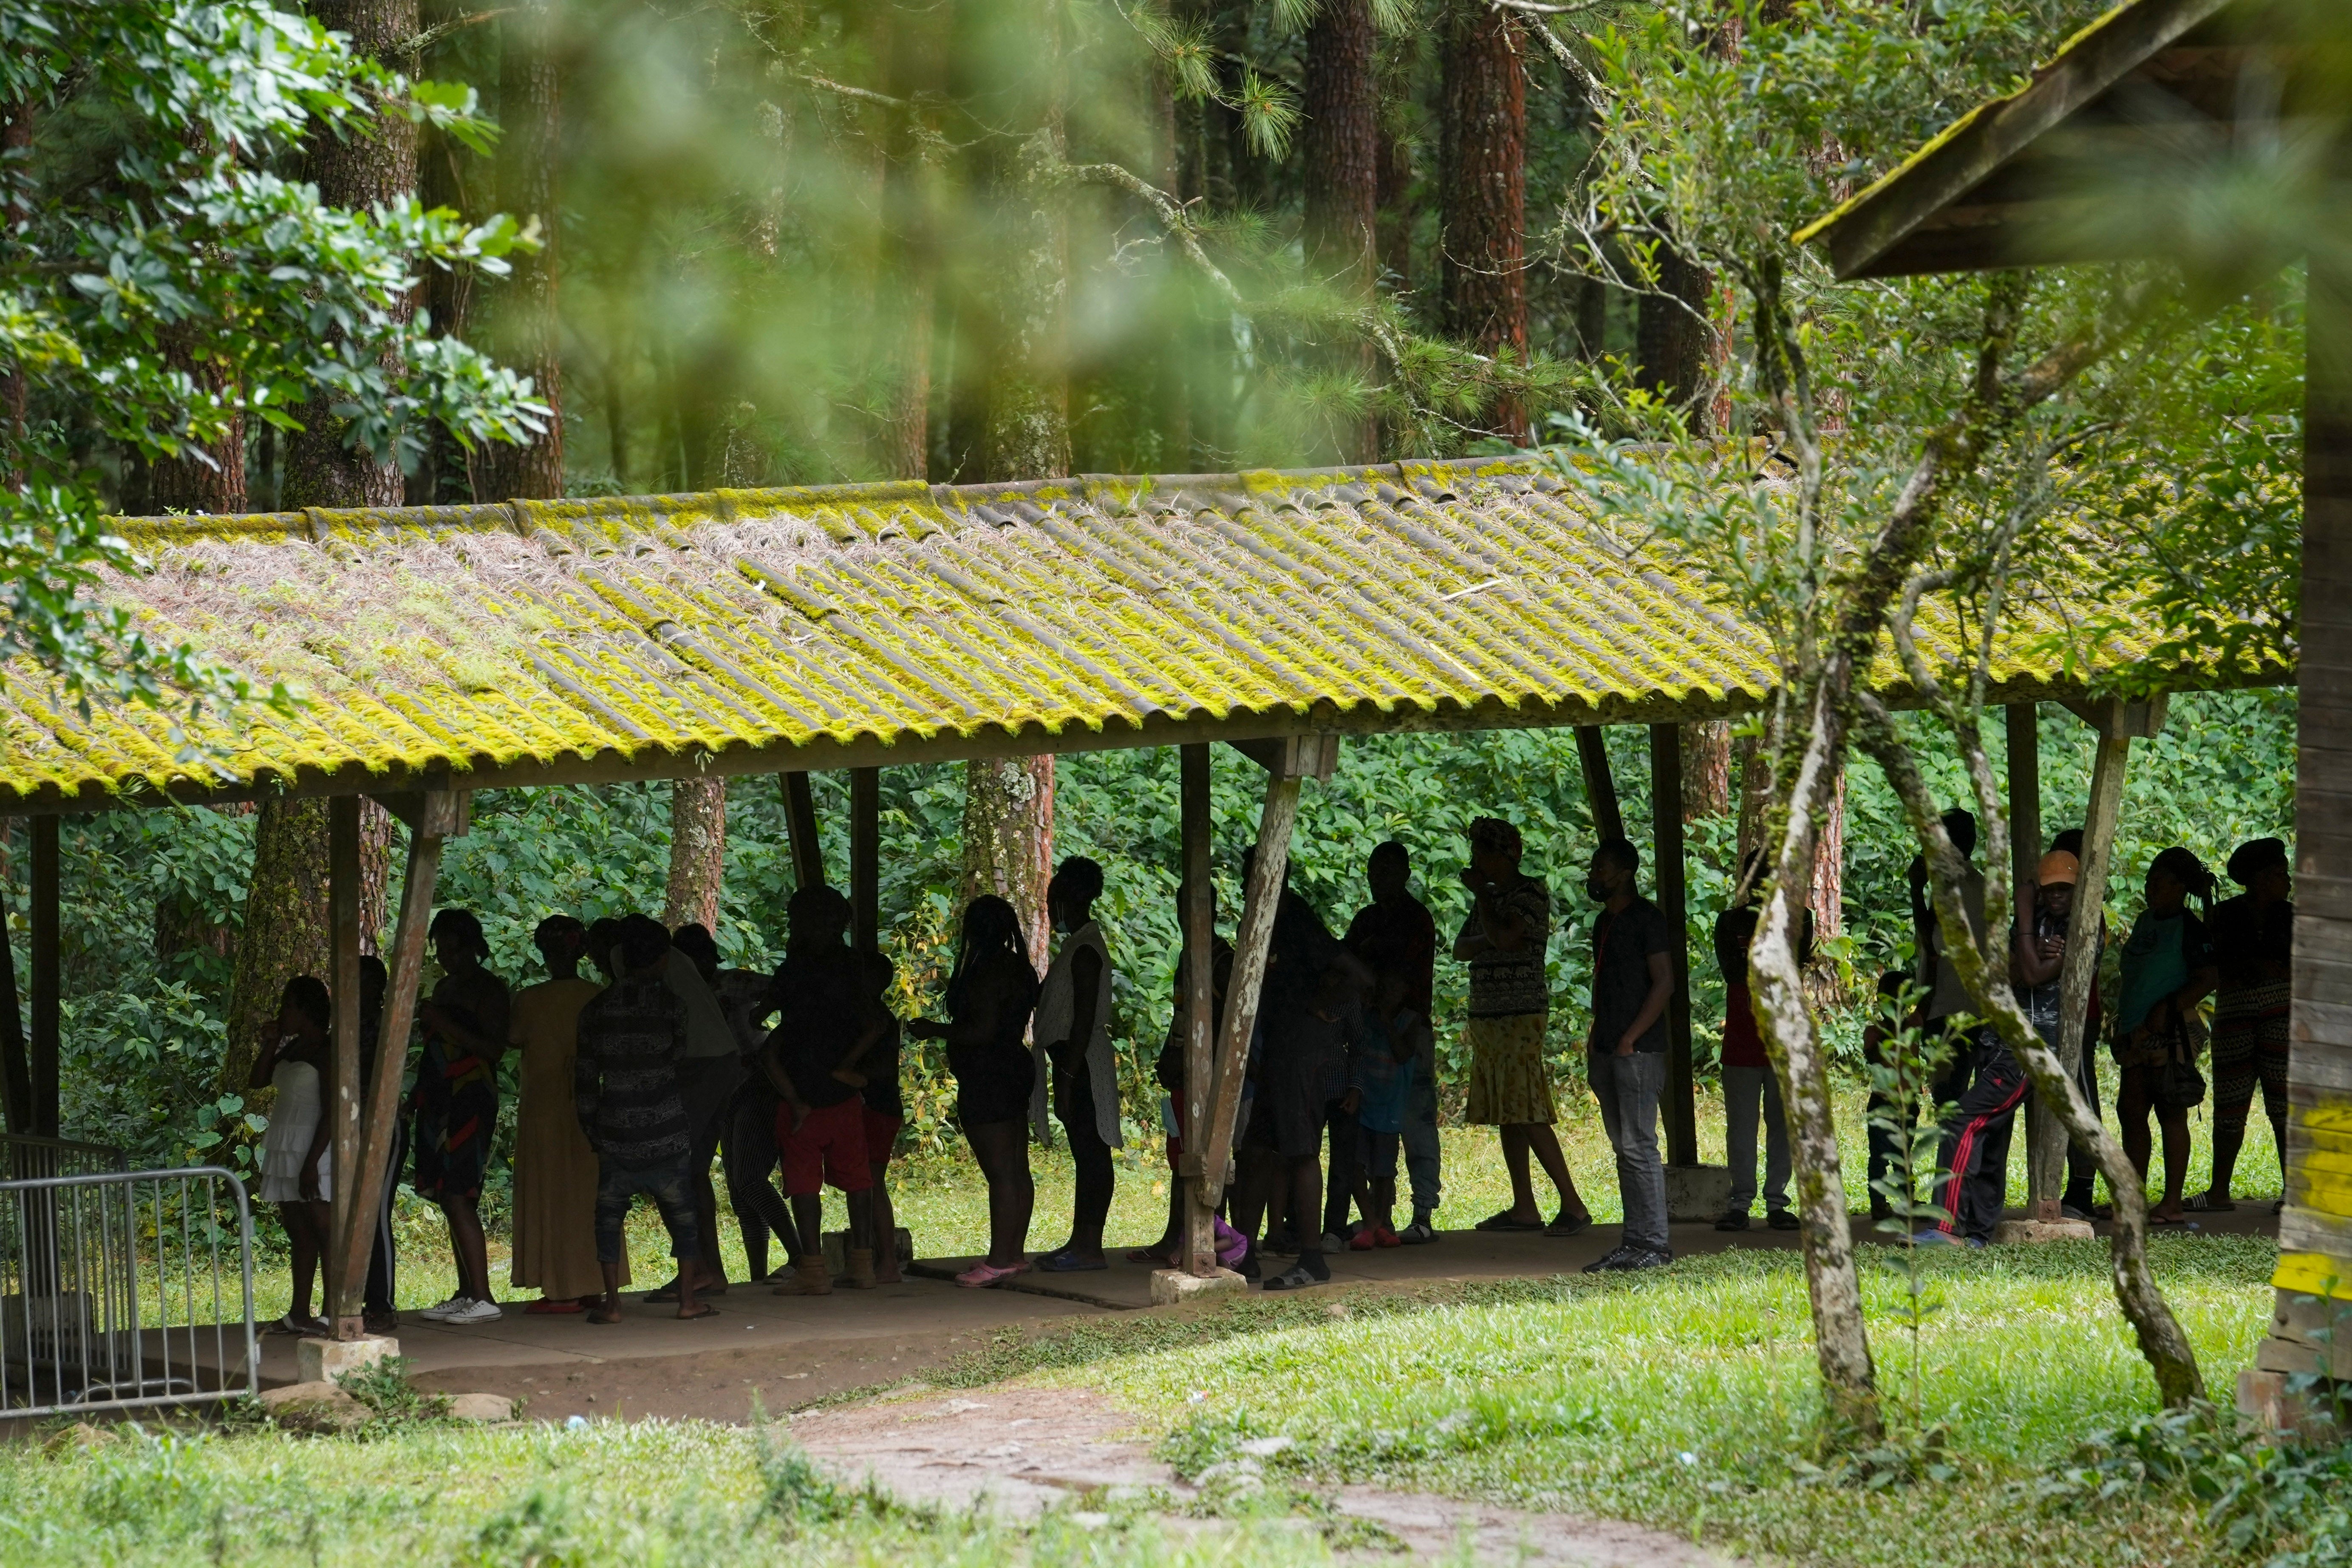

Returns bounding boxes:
[1350,974,1430,1249]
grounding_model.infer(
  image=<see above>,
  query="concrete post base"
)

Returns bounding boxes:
[1662,1163,1732,1223]
[1990,1218,2096,1244]
[1150,1268,1246,1306]
[297,1333,398,1385]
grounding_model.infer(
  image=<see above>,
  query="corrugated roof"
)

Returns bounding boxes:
[0,456,2276,812]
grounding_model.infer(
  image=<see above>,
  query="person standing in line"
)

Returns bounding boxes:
[1036,858,1121,1273]
[574,915,714,1324]
[2113,847,2219,1226]
[1343,841,1443,1243]
[908,896,1040,1288]
[1911,809,1990,1108]
[253,976,335,1336]
[1132,880,1237,1268]
[1348,970,1428,1248]
[1712,856,1806,1233]
[762,887,888,1295]
[507,915,612,1314]
[1457,818,1589,1238]
[848,948,907,1285]
[2198,837,2293,1212]
[709,938,790,1282]
[1580,838,1675,1271]
[2010,849,2107,1221]
[1240,903,1367,1291]
[412,909,510,1326]
[654,921,744,1303]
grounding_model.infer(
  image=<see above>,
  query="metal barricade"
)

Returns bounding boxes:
[0,1133,129,1181]
[0,1166,258,1418]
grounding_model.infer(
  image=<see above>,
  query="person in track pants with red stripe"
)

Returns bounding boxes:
[1917,1021,2028,1247]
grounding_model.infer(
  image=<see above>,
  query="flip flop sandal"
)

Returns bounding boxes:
[956,1260,1027,1288]
[676,1304,721,1320]
[1545,1213,1593,1237]
[1036,1251,1108,1272]
[2185,1192,2236,1212]
[1475,1210,1544,1232]
[1262,1264,1324,1291]
[524,1299,585,1315]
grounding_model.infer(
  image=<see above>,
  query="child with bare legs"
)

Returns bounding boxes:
[253,976,334,1336]
[907,897,1039,1288]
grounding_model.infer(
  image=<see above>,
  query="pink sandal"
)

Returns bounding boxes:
[956,1259,1029,1289]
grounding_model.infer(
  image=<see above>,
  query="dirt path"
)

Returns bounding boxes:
[788,1385,1739,1566]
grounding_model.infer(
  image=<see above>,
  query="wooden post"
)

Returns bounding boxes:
[2263,240,2352,1359]
[2043,713,2136,1217]
[0,824,30,1137]
[331,792,458,1331]
[850,768,880,952]
[327,797,365,1336]
[29,816,58,1138]
[781,771,826,889]
[1180,744,1218,1276]
[2007,704,2053,1212]
[1196,767,1305,1207]
[1650,725,1697,1166]
[1576,727,1625,843]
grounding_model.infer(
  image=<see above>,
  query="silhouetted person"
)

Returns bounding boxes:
[1580,837,1672,1271]
[1038,858,1119,1271]
[2112,848,2218,1226]
[254,976,334,1335]
[1344,841,1442,1240]
[413,909,509,1325]
[2201,837,2292,1210]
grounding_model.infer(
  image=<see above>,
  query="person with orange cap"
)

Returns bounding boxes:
[2011,848,2106,1221]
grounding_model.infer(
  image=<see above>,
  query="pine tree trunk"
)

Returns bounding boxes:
[1302,0,1378,464]
[1636,246,1716,436]
[962,0,1063,955]
[1438,1,1528,444]
[282,0,415,511]
[963,756,1054,972]
[149,354,246,514]
[1376,119,1413,297]
[663,778,727,932]
[1681,720,1732,823]
[409,0,482,505]
[470,0,565,502]
[218,798,334,1099]
[875,3,944,482]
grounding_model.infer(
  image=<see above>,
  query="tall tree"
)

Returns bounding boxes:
[1438,0,1528,443]
[1301,0,1379,463]
[874,4,947,484]
[218,797,333,1096]
[1682,719,1731,822]
[470,0,564,501]
[1636,249,1718,434]
[958,0,1070,962]
[663,778,726,931]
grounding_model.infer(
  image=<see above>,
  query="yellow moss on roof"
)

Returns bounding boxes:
[0,456,2273,810]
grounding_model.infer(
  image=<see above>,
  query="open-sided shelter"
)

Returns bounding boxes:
[0,452,2285,1339]
[1797,0,2350,1411]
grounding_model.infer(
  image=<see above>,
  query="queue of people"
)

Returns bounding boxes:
[248,808,2293,1333]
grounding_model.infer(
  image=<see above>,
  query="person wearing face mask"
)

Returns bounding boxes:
[2197,838,2293,1213]
[1456,817,1591,1240]
[1578,837,1675,1271]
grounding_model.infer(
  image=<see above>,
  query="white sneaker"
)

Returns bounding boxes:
[444,1297,504,1325]
[417,1295,471,1322]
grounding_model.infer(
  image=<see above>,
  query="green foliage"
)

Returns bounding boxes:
[2,0,542,720]
[333,1355,451,1426]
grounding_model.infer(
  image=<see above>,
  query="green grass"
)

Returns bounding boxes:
[1049,1237,2281,1568]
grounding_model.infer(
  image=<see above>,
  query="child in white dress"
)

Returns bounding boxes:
[253,976,334,1335]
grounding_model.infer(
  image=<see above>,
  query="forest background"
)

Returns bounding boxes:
[0,0,2301,1208]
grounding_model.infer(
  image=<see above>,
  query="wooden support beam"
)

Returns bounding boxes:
[1226,733,1339,781]
[850,768,880,952]
[327,797,365,1335]
[1650,726,1697,1167]
[0,824,30,1137]
[331,791,460,1333]
[2044,725,2133,1217]
[2007,704,2057,1211]
[781,771,826,890]
[2271,242,2352,1316]
[1196,766,1306,1207]
[1180,744,1219,1277]
[1576,727,1624,843]
[29,816,57,1137]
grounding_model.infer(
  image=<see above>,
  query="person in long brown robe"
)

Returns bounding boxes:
[508,915,620,1310]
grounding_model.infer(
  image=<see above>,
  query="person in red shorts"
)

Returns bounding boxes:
[835,948,906,1285]
[761,887,891,1296]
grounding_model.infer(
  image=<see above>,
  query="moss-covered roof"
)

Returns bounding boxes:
[0,456,2278,812]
